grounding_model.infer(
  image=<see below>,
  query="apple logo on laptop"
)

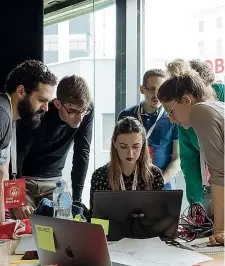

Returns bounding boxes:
[65,246,74,258]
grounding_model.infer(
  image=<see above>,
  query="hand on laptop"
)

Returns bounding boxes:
[209,231,224,245]
[13,205,34,220]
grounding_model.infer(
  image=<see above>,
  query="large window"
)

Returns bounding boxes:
[44,2,116,206]
[101,113,115,151]
[143,0,225,209]
[144,0,225,88]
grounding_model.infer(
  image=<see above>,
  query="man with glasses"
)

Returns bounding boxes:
[118,69,180,189]
[14,75,93,219]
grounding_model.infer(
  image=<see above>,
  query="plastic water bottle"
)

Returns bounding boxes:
[54,181,73,220]
[53,180,63,218]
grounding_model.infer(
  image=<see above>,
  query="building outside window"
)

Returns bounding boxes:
[216,16,222,28]
[198,20,204,32]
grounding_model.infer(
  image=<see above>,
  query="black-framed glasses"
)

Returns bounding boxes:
[61,102,90,118]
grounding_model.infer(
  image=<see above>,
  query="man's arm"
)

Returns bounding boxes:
[117,110,127,121]
[163,140,180,184]
[178,126,203,204]
[0,109,11,223]
[71,103,94,201]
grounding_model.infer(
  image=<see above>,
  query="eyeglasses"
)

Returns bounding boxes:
[143,86,156,94]
[61,103,90,118]
[166,98,180,119]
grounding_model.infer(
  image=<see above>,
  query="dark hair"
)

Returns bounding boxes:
[189,59,215,86]
[5,60,57,94]
[142,69,165,87]
[109,116,154,191]
[57,75,91,107]
[157,70,206,102]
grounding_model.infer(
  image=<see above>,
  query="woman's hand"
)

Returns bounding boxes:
[209,231,224,245]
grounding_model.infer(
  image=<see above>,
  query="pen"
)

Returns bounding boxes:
[11,259,39,264]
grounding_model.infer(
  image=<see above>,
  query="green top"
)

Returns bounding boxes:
[178,82,224,204]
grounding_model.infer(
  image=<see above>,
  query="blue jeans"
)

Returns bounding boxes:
[164,176,176,190]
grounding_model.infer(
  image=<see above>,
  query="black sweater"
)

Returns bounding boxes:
[16,102,94,200]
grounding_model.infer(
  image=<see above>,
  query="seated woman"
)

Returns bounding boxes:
[157,70,224,245]
[89,116,164,214]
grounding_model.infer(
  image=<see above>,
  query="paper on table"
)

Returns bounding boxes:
[109,238,213,266]
[109,237,166,254]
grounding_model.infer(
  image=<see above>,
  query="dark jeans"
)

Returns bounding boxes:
[10,178,58,219]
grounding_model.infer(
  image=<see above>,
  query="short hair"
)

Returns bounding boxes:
[142,69,165,87]
[189,59,215,86]
[56,75,91,108]
[5,60,57,94]
[166,58,191,77]
[157,70,206,103]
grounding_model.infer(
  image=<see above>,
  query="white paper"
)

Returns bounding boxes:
[109,238,213,266]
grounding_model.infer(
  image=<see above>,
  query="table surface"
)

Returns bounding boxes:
[3,238,224,266]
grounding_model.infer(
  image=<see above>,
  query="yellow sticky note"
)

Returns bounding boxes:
[35,225,56,252]
[91,218,109,235]
[73,214,83,222]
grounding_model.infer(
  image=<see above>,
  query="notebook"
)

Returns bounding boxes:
[182,242,225,254]
[14,235,37,255]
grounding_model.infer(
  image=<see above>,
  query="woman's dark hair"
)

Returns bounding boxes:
[157,70,207,102]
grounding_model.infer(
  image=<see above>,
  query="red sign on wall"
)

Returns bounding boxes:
[205,58,224,74]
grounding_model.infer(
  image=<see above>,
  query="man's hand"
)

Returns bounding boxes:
[209,231,224,245]
[13,206,34,220]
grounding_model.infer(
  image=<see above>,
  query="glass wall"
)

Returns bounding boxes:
[44,1,116,206]
[44,0,224,208]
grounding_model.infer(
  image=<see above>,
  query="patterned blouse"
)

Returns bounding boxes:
[90,164,164,213]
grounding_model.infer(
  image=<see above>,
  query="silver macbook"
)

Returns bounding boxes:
[31,215,124,266]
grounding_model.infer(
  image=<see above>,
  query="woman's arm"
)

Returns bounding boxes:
[163,140,180,184]
[190,103,224,243]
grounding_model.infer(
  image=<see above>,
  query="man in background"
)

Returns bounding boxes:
[118,69,180,189]
[0,60,57,222]
[15,75,94,219]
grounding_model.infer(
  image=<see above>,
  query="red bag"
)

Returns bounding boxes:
[0,219,32,239]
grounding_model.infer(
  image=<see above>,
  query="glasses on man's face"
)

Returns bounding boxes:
[143,86,156,94]
[61,103,90,118]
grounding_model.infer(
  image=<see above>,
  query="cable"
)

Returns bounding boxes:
[177,198,214,242]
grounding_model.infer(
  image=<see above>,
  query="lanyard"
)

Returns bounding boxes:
[6,93,17,179]
[137,104,165,139]
[120,167,138,191]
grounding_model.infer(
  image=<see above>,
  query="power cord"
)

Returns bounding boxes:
[177,198,214,242]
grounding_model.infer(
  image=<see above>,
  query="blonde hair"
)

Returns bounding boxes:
[108,117,154,191]
[166,59,191,77]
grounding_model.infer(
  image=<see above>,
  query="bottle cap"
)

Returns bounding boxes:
[56,179,62,187]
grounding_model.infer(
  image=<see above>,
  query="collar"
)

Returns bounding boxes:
[139,102,163,117]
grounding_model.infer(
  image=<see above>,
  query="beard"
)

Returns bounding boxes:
[18,96,45,129]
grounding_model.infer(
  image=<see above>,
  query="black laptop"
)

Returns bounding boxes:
[92,190,183,241]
